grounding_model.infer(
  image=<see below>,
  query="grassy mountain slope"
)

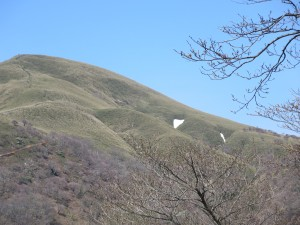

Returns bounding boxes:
[0,54,295,152]
[1,54,299,225]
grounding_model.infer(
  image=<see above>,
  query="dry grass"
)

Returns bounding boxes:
[0,54,296,153]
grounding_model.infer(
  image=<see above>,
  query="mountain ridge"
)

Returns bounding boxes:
[0,54,299,225]
[0,54,294,153]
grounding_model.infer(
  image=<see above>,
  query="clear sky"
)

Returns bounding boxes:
[1,0,299,135]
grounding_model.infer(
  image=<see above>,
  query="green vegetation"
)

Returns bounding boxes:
[0,54,299,224]
[1,54,296,152]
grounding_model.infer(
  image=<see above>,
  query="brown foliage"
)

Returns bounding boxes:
[103,139,285,225]
[0,121,131,225]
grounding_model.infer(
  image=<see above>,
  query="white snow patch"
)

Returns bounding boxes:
[220,132,226,143]
[173,119,184,129]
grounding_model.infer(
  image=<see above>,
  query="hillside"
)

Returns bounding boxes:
[1,54,295,153]
[1,54,299,224]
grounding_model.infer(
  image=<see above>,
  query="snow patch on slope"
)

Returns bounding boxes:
[220,132,226,143]
[173,119,184,129]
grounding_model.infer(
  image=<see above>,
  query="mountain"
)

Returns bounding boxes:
[1,54,293,153]
[1,54,299,225]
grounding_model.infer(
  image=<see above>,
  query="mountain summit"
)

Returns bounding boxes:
[0,54,288,151]
[1,54,298,225]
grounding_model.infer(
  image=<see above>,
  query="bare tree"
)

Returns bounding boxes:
[104,139,283,225]
[254,90,300,170]
[178,0,299,112]
[256,89,300,133]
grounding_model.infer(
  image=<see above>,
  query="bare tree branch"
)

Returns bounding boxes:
[105,139,283,225]
[177,0,299,112]
[255,89,300,133]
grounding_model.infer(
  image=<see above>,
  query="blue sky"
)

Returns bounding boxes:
[1,0,299,134]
